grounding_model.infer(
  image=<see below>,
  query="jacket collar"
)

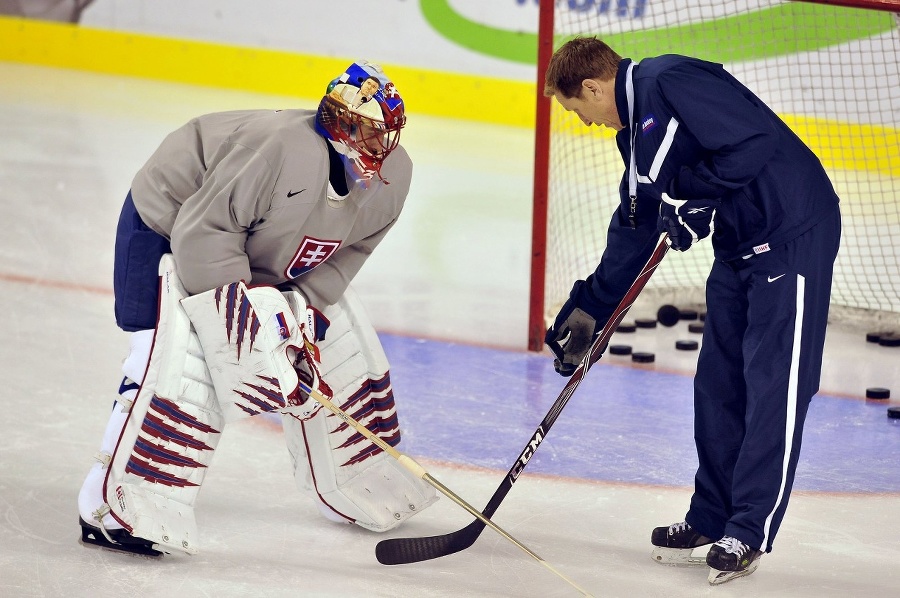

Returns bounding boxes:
[615,58,633,134]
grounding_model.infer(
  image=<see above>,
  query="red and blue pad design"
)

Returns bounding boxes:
[315,61,406,183]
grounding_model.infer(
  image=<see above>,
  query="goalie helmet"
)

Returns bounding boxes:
[315,61,406,185]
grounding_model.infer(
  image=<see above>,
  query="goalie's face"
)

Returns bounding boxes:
[350,110,403,161]
[316,94,405,180]
[314,61,407,183]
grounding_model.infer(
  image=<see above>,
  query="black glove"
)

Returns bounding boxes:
[658,192,719,251]
[544,280,610,377]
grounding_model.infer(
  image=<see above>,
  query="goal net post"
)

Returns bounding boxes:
[529,0,900,351]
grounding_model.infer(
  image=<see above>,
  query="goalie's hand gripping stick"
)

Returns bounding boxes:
[375,233,669,567]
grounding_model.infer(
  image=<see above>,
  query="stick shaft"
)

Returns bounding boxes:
[295,380,593,596]
[375,233,669,564]
[494,233,670,509]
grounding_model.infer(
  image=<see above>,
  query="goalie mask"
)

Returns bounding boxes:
[315,61,406,185]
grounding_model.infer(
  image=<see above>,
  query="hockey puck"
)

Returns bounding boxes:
[688,322,705,334]
[877,333,900,347]
[616,322,637,333]
[888,406,900,420]
[635,318,658,329]
[657,304,681,327]
[632,351,655,363]
[866,331,883,343]
[675,339,699,351]
[866,387,891,400]
[679,309,699,321]
[609,344,632,356]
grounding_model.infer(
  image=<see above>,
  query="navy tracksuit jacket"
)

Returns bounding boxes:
[579,56,841,552]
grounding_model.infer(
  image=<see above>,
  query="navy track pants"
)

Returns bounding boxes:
[685,205,840,553]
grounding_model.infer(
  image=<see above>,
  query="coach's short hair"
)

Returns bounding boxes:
[544,37,622,99]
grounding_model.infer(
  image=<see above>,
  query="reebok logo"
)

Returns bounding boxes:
[287,189,306,198]
[768,274,786,283]
[686,207,710,214]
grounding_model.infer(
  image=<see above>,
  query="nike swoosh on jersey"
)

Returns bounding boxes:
[287,189,306,197]
[768,273,786,282]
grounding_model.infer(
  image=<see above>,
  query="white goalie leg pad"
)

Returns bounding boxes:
[104,255,222,555]
[281,287,437,532]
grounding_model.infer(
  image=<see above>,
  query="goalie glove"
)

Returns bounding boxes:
[282,292,333,421]
[544,279,612,377]
[658,192,720,251]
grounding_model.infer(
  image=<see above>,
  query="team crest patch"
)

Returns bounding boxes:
[641,114,657,134]
[285,236,341,278]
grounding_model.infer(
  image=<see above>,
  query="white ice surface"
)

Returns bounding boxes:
[1,63,898,598]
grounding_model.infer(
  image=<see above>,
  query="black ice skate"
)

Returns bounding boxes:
[79,517,164,558]
[706,536,763,585]
[650,521,713,565]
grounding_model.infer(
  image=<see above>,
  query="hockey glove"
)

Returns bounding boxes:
[658,193,719,251]
[544,280,610,377]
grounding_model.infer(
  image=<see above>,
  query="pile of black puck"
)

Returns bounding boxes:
[608,304,703,365]
[608,307,899,423]
[864,330,899,421]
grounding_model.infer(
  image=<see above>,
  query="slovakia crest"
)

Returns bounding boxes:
[285,236,341,278]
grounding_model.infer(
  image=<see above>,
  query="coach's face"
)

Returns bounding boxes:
[554,78,623,131]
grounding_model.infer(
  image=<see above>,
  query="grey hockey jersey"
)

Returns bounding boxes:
[130,108,411,310]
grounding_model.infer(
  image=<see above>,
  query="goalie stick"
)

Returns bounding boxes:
[375,232,669,566]
[294,378,594,597]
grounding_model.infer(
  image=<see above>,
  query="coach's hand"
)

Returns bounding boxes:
[545,280,609,377]
[658,193,719,251]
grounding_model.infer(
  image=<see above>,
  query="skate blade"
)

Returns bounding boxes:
[651,546,707,566]
[79,536,164,559]
[80,520,164,558]
[707,558,761,585]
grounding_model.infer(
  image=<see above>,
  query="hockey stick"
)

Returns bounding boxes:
[294,379,595,597]
[375,232,670,566]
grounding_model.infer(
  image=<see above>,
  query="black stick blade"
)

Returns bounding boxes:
[376,520,485,565]
[374,234,669,570]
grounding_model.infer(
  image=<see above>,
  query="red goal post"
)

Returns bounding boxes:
[528,0,900,351]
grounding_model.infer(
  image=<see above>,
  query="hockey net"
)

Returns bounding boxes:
[529,0,900,350]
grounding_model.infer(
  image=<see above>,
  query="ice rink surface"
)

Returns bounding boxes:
[1,63,898,597]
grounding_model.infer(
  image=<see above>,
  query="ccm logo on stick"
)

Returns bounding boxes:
[510,426,545,481]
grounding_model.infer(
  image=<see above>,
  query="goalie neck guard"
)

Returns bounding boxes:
[315,61,406,186]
